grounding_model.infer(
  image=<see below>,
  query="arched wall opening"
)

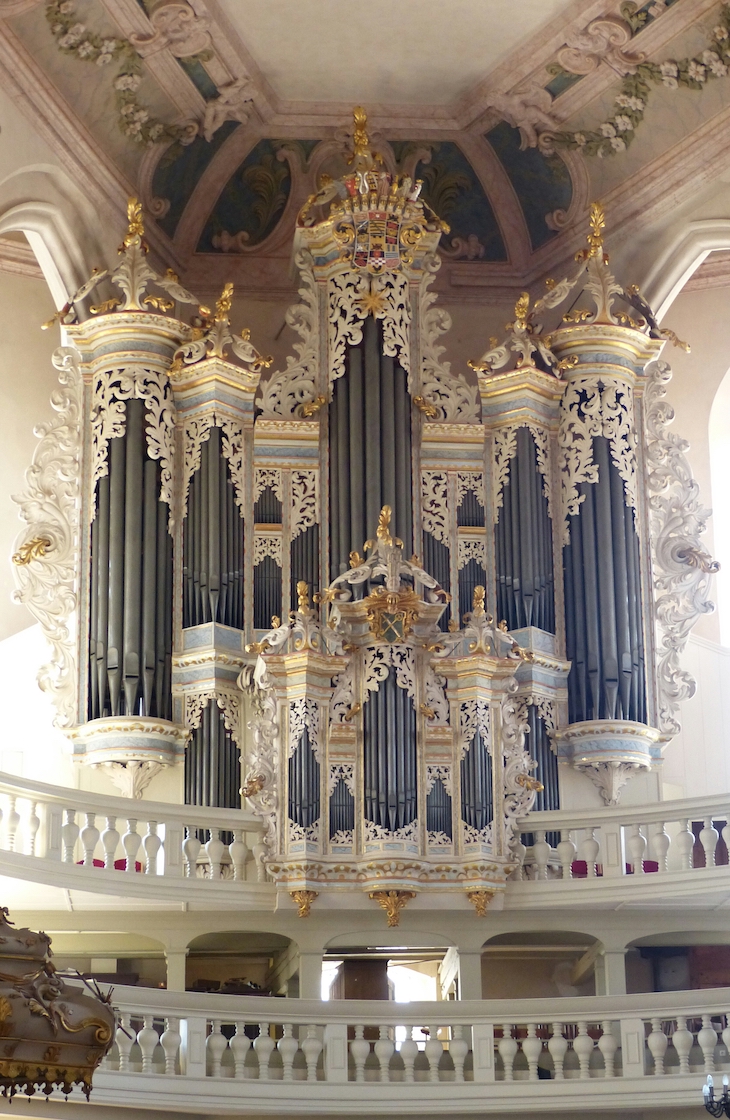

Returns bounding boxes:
[480,931,601,1000]
[185,930,298,996]
[626,931,730,995]
[322,932,456,1002]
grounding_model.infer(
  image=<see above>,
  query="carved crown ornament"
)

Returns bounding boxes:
[294,107,448,279]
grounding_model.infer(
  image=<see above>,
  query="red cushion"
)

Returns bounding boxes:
[77,858,143,872]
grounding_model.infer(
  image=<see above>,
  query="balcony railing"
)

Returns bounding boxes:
[0,769,727,907]
[84,985,730,1112]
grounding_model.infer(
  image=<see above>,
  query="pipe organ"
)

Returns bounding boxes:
[15,108,713,917]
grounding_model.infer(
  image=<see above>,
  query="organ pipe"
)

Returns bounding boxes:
[363,670,417,832]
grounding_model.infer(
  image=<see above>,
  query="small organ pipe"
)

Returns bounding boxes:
[207,428,221,621]
[141,457,158,716]
[122,399,144,715]
[95,474,110,718]
[106,431,126,716]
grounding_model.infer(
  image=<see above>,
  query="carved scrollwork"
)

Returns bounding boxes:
[254,467,283,502]
[421,470,449,543]
[291,469,318,538]
[558,376,637,545]
[327,268,411,385]
[419,263,481,423]
[241,657,280,851]
[424,663,449,725]
[11,346,83,728]
[253,534,282,567]
[644,359,718,738]
[425,764,452,796]
[455,471,485,510]
[493,424,554,523]
[184,689,242,747]
[90,366,175,521]
[288,698,321,760]
[330,658,357,725]
[501,677,540,830]
[458,698,490,760]
[328,763,355,795]
[181,415,213,518]
[457,538,486,570]
[257,253,319,418]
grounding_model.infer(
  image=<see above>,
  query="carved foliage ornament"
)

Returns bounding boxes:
[421,471,448,543]
[328,269,411,384]
[493,425,554,523]
[644,359,719,738]
[558,375,637,545]
[11,347,83,729]
[291,470,319,538]
[288,698,321,760]
[90,366,175,523]
[258,253,319,418]
[184,689,242,747]
[241,657,280,851]
[420,263,481,423]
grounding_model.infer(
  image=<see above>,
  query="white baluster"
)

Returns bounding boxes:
[183,829,202,878]
[598,1021,617,1078]
[522,1022,542,1081]
[137,1015,159,1074]
[448,1024,468,1082]
[533,832,551,881]
[25,801,40,856]
[573,1021,594,1079]
[511,838,526,880]
[498,1024,518,1081]
[557,831,577,879]
[373,1025,394,1083]
[700,817,719,867]
[123,818,141,872]
[253,1023,274,1080]
[580,828,600,877]
[573,1025,595,1075]
[253,840,267,882]
[675,819,694,870]
[350,1025,369,1082]
[671,1018,693,1075]
[207,1020,227,1077]
[647,1018,668,1075]
[160,1017,181,1075]
[400,1027,418,1083]
[228,830,248,881]
[626,823,646,874]
[142,821,162,875]
[425,1025,443,1082]
[4,797,20,854]
[278,1023,298,1081]
[650,821,670,872]
[101,816,120,869]
[116,1015,134,1072]
[231,1023,252,1078]
[548,1022,568,1079]
[205,830,225,880]
[80,813,100,867]
[698,1015,718,1073]
[722,1013,730,1059]
[301,1025,322,1082]
[61,808,79,862]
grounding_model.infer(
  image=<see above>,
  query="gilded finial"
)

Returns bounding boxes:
[215,281,234,321]
[472,585,486,615]
[296,581,310,612]
[376,505,393,544]
[587,201,605,258]
[513,292,530,328]
[352,106,369,158]
[122,197,145,250]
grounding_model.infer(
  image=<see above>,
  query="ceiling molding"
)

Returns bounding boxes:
[0,236,43,280]
[684,249,730,292]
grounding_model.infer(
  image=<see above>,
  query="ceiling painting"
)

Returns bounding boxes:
[152,120,241,239]
[485,123,573,251]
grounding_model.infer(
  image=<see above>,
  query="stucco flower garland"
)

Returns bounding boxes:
[45,0,181,145]
[551,4,730,157]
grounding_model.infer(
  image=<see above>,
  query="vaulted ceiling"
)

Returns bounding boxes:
[1,0,729,301]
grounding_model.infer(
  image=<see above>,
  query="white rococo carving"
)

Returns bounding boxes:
[184,689,243,747]
[181,413,247,518]
[644,359,719,738]
[327,268,411,384]
[501,677,540,832]
[288,698,321,760]
[457,538,486,571]
[328,763,355,795]
[458,698,491,760]
[420,262,480,423]
[11,346,82,729]
[485,82,559,150]
[130,1,211,58]
[556,15,644,77]
[558,376,637,545]
[90,366,175,520]
[421,471,449,543]
[364,818,418,842]
[493,424,554,523]
[241,658,280,851]
[253,533,282,567]
[254,468,283,502]
[424,663,450,725]
[455,472,485,510]
[257,253,319,418]
[291,469,318,538]
[427,830,452,848]
[330,829,354,845]
[289,818,320,843]
[426,764,452,796]
[330,658,357,725]
[463,821,493,846]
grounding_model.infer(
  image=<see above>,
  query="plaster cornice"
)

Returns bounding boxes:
[0,236,43,279]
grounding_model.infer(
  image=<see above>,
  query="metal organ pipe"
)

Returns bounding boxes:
[563,435,646,723]
[494,427,555,633]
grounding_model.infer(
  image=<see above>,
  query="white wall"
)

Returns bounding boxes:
[662,633,730,799]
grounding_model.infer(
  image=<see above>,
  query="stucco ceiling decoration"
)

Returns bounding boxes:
[0,0,729,305]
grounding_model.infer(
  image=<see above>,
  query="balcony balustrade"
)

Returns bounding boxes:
[78,985,730,1114]
[0,770,727,908]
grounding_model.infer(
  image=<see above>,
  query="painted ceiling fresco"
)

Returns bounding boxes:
[1,0,728,290]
